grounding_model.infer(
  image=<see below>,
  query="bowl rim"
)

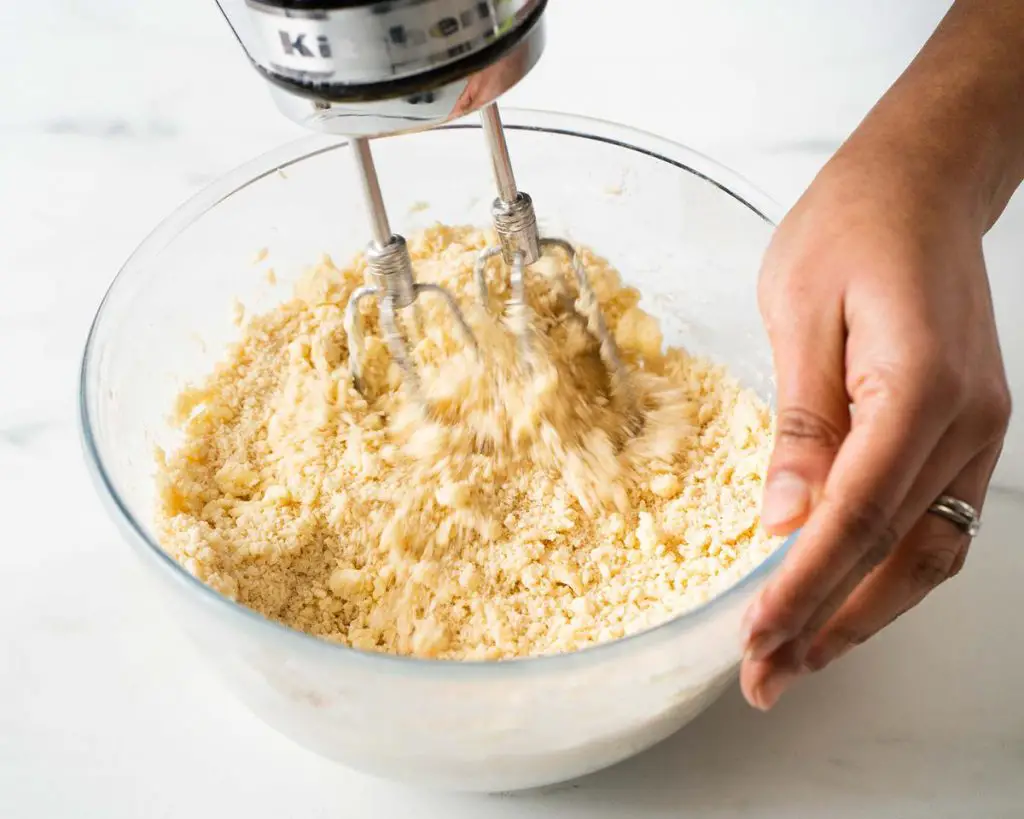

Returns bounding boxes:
[80,106,793,679]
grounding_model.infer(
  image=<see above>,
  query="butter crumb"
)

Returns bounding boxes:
[155,225,780,660]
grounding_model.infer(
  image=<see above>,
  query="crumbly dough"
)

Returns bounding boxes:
[155,225,779,660]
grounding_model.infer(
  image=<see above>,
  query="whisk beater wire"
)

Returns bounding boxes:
[475,104,640,429]
[344,136,478,405]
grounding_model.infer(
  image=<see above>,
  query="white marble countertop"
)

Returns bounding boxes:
[2,1,1022,816]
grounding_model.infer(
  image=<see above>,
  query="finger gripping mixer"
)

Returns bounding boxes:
[217,0,633,417]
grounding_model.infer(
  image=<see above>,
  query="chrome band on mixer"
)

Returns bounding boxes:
[244,0,544,86]
[217,0,548,136]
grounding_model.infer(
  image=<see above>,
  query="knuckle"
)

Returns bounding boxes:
[929,366,968,410]
[906,542,961,590]
[912,354,968,413]
[853,356,964,412]
[904,346,964,404]
[776,407,844,451]
[971,381,1013,442]
[860,534,896,574]
[836,497,901,562]
[848,366,900,405]
[947,546,970,580]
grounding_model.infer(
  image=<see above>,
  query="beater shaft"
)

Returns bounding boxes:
[351,137,393,248]
[344,135,478,405]
[480,104,541,267]
[480,104,519,205]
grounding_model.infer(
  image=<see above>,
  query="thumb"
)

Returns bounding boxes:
[761,306,849,536]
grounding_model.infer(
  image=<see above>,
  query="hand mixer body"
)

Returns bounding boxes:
[216,0,547,138]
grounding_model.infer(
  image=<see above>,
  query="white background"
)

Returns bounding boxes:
[1,1,1023,816]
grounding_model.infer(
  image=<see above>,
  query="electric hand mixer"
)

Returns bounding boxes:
[216,0,634,418]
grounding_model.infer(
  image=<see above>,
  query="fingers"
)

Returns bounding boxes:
[765,421,976,656]
[740,441,996,711]
[803,445,998,671]
[758,282,848,535]
[743,365,957,662]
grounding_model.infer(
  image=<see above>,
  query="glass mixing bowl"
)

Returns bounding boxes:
[81,109,790,793]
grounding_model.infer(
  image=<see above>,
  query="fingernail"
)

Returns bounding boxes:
[753,667,802,711]
[761,471,810,533]
[746,629,788,662]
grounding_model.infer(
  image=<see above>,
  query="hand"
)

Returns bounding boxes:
[740,143,1012,710]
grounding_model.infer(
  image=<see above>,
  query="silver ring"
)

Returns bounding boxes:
[928,494,981,537]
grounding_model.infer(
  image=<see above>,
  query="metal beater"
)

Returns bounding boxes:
[341,135,478,399]
[214,0,632,413]
[474,103,635,421]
